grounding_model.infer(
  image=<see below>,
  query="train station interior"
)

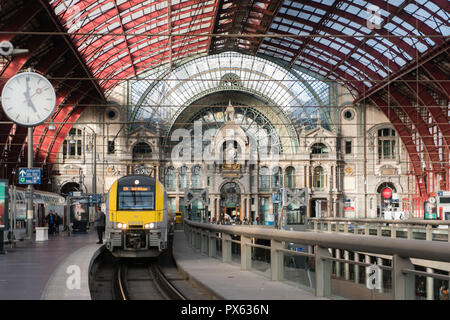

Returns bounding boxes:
[0,0,449,302]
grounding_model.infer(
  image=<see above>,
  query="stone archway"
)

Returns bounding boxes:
[60,182,81,196]
[377,182,397,218]
[220,182,242,222]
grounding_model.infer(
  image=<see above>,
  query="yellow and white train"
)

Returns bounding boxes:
[105,175,168,258]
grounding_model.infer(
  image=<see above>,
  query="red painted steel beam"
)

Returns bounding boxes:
[402,74,450,150]
[46,103,87,165]
[38,82,93,165]
[388,90,442,173]
[354,40,449,104]
[371,95,426,196]
[272,14,400,75]
[39,0,106,103]
[422,62,450,100]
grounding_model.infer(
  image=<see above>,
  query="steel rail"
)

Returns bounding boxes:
[150,264,187,301]
[185,220,450,263]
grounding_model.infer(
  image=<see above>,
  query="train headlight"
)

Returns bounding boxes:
[117,223,127,230]
[144,223,155,229]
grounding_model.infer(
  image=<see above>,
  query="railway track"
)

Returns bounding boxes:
[90,234,212,300]
[114,260,186,300]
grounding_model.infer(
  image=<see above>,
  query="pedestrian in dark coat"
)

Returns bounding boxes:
[94,206,106,244]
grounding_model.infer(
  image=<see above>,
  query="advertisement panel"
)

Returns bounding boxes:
[70,199,89,232]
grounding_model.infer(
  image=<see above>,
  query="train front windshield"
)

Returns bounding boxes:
[118,186,155,210]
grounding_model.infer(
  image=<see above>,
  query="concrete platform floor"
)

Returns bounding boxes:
[172,229,327,300]
[0,231,98,300]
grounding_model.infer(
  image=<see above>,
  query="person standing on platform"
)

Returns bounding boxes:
[55,214,61,235]
[45,210,56,235]
[94,206,106,244]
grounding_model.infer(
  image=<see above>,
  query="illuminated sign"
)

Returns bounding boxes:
[0,180,8,229]
[122,186,149,192]
[381,188,392,199]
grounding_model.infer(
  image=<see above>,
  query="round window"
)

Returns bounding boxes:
[106,107,118,120]
[343,109,354,120]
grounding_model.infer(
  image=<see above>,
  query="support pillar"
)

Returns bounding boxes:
[335,249,341,277]
[241,235,252,271]
[270,240,284,281]
[315,245,332,297]
[354,253,360,284]
[222,233,232,263]
[426,268,434,300]
[392,254,415,300]
[344,250,350,280]
[208,232,216,257]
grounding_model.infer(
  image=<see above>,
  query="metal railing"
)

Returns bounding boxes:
[307,217,450,242]
[184,219,450,300]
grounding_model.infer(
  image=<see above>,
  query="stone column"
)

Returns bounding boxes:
[211,196,215,221]
[306,166,310,188]
[303,165,307,188]
[255,195,259,220]
[327,197,331,217]
[246,196,251,220]
[333,195,338,218]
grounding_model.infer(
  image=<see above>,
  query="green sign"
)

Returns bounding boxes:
[0,180,8,228]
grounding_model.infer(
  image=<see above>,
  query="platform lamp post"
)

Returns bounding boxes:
[1,71,56,241]
[84,127,97,195]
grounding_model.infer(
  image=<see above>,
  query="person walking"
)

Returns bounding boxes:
[94,206,106,244]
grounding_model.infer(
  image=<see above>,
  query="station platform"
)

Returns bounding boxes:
[0,230,100,300]
[172,229,327,300]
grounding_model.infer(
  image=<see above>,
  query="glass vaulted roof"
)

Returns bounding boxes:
[49,0,449,96]
[130,51,330,130]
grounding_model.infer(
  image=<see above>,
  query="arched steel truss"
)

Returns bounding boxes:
[0,0,448,196]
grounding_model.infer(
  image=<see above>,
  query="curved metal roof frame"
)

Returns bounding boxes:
[49,0,218,91]
[48,0,449,96]
[130,51,330,129]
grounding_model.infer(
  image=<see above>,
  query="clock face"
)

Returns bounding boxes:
[1,72,56,127]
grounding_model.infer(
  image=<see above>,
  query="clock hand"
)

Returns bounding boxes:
[23,91,38,113]
[28,87,44,100]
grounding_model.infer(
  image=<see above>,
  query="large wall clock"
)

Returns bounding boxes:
[1,71,56,127]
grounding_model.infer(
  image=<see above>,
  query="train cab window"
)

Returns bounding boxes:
[118,186,155,210]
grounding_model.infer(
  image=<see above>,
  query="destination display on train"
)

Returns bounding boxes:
[122,186,149,192]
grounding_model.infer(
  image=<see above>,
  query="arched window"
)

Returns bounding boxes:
[272,166,282,189]
[165,166,175,190]
[132,142,152,160]
[378,128,396,160]
[311,143,329,154]
[259,166,270,189]
[178,166,188,189]
[191,165,202,188]
[285,166,295,189]
[313,166,325,188]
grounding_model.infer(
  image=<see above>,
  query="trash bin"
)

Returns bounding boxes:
[35,227,48,242]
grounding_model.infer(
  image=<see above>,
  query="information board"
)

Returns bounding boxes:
[18,168,42,185]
